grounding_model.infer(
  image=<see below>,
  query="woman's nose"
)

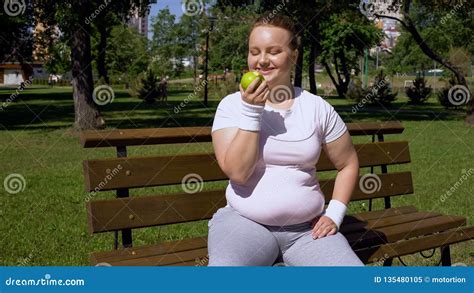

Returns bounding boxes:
[258,54,270,67]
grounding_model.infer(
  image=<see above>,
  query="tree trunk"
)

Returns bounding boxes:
[308,38,317,95]
[97,21,110,84]
[71,0,105,130]
[294,36,304,88]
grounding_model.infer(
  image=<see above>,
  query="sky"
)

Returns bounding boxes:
[150,0,185,21]
[148,0,184,38]
[148,0,214,38]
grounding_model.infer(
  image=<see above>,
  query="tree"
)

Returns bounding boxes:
[91,0,151,85]
[107,25,150,85]
[1,0,34,77]
[319,11,382,98]
[34,0,154,130]
[370,0,474,125]
[150,8,176,77]
[208,6,258,73]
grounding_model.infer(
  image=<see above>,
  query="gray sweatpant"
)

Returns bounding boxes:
[208,206,364,266]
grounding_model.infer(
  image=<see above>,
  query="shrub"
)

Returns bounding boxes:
[345,77,368,101]
[406,74,432,104]
[138,70,160,104]
[367,70,398,106]
[437,75,468,110]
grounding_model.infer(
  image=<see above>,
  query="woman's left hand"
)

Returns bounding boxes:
[311,215,337,239]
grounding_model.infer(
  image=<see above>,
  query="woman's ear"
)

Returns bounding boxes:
[291,49,298,63]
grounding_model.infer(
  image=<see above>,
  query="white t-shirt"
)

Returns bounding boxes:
[211,87,347,226]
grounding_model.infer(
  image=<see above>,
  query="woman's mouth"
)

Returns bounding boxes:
[256,68,275,75]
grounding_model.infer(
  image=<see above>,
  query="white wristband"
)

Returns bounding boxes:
[323,199,347,230]
[239,100,265,132]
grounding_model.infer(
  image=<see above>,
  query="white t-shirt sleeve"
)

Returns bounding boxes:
[320,100,347,144]
[212,93,240,133]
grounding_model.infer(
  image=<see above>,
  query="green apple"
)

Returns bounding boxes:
[240,71,265,91]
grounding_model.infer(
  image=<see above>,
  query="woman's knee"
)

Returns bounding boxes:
[283,232,364,266]
[207,207,280,266]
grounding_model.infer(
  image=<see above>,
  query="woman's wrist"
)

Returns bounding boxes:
[323,199,347,230]
[239,100,265,131]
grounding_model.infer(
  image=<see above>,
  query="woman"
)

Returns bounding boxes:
[209,13,364,266]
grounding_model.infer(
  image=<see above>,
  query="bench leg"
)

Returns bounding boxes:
[441,245,451,266]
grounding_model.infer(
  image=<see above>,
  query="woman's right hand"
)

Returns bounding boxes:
[239,79,269,106]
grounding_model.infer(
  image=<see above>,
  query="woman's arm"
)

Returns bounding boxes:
[212,128,261,184]
[211,80,269,184]
[312,131,359,239]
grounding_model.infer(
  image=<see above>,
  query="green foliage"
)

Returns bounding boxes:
[138,70,160,103]
[386,2,473,74]
[0,0,34,62]
[406,74,432,104]
[369,70,398,106]
[106,25,150,84]
[437,74,465,110]
[43,40,71,75]
[345,77,367,101]
[208,6,258,72]
[319,11,382,62]
[354,70,398,106]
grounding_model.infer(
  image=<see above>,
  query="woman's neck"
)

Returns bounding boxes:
[267,82,295,105]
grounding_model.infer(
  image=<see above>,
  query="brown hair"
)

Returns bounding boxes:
[249,12,301,50]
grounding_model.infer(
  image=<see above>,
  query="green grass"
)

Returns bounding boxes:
[0,85,472,266]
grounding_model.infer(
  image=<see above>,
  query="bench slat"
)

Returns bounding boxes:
[346,215,467,249]
[83,141,411,192]
[340,211,441,234]
[91,216,473,266]
[87,172,414,233]
[91,236,207,265]
[81,122,404,148]
[356,226,474,264]
[342,206,418,224]
[111,247,208,266]
[87,190,227,234]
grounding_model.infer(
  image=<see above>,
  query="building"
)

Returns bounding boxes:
[128,10,149,36]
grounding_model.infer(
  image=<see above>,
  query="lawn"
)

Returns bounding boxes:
[0,85,472,266]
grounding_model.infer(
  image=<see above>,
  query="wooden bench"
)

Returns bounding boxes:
[80,121,474,266]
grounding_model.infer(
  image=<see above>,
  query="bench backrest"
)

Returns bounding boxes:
[81,122,412,242]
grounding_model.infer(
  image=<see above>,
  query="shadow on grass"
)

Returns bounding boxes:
[0,87,465,131]
[0,97,221,130]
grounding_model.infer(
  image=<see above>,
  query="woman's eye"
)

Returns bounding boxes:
[269,51,280,55]
[250,51,259,56]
